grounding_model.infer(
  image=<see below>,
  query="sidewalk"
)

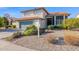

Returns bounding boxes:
[0,39,35,51]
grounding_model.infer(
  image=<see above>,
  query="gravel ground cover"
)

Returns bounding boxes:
[12,30,79,51]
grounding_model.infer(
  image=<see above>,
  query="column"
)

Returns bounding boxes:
[63,15,65,24]
[54,16,56,26]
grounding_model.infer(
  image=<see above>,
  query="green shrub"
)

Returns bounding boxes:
[5,25,12,29]
[50,24,65,29]
[23,28,36,36]
[12,25,16,28]
[5,31,22,41]
[63,18,79,29]
[48,24,67,30]
[25,25,37,30]
[23,25,37,36]
[5,25,16,29]
[48,25,54,30]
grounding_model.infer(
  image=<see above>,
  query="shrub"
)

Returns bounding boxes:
[64,31,79,46]
[58,24,65,29]
[25,25,37,30]
[12,25,16,28]
[48,25,54,30]
[5,31,22,41]
[0,17,5,27]
[5,25,16,29]
[5,25,12,29]
[23,28,37,36]
[63,18,79,29]
[23,25,37,36]
[53,24,65,29]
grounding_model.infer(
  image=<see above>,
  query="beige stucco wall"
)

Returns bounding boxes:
[22,9,47,19]
[12,19,47,30]
[33,19,46,28]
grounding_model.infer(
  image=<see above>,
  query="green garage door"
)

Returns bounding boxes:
[20,21,33,30]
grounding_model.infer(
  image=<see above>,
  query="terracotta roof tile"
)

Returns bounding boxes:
[49,12,70,16]
[15,16,43,21]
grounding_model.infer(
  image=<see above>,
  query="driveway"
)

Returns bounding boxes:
[0,32,14,39]
[0,30,35,51]
[0,29,16,39]
[0,39,35,51]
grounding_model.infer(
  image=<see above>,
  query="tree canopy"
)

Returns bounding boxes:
[63,18,79,29]
[0,17,9,27]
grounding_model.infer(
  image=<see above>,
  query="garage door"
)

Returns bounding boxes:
[20,21,33,31]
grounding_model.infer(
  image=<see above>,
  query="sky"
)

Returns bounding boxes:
[0,7,79,18]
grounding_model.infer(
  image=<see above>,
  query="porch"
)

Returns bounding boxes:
[46,15,67,26]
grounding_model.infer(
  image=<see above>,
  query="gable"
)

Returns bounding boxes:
[21,7,49,15]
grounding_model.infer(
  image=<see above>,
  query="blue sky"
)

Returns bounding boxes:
[0,7,79,18]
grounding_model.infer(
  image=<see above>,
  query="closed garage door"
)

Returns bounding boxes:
[20,21,33,30]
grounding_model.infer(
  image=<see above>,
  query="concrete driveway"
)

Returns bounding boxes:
[0,32,14,39]
[0,31,35,51]
[0,39,35,51]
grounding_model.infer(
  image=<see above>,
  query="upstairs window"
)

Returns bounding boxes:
[24,11,33,16]
[35,10,42,15]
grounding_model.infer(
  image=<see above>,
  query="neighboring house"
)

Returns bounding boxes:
[76,14,79,18]
[13,7,70,30]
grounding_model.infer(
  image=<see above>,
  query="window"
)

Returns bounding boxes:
[35,10,42,15]
[24,11,33,16]
[56,16,64,25]
[56,16,63,20]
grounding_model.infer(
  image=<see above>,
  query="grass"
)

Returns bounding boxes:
[45,34,56,44]
[64,30,79,46]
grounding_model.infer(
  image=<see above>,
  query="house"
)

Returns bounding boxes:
[76,14,79,18]
[13,7,70,30]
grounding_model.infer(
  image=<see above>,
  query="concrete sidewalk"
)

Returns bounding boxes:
[0,39,35,51]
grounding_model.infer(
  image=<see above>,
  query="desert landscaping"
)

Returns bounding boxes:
[1,7,79,51]
[5,30,79,51]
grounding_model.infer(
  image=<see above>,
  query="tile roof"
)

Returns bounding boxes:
[15,16,43,21]
[49,12,70,16]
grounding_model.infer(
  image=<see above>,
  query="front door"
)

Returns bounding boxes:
[47,17,54,26]
[47,18,52,26]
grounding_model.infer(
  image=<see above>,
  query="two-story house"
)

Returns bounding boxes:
[13,7,70,30]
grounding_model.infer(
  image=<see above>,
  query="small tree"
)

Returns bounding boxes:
[3,17,9,27]
[0,16,9,27]
[63,18,79,29]
[0,17,5,27]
